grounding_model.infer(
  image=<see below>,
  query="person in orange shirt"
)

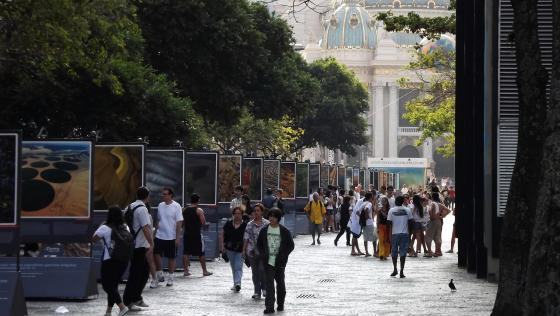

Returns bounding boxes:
[304,193,326,245]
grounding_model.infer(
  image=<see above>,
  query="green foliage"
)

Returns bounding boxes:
[376,1,455,40]
[206,110,303,159]
[400,49,456,157]
[0,0,203,148]
[376,2,456,156]
[295,58,369,156]
[135,0,315,125]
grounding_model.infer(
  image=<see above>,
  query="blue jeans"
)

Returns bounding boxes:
[391,233,410,258]
[226,250,243,286]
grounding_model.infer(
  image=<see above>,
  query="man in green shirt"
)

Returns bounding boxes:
[257,208,295,314]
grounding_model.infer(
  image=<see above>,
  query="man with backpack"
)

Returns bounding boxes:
[303,192,326,245]
[123,187,154,311]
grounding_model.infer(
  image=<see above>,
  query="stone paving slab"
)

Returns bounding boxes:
[27,215,497,315]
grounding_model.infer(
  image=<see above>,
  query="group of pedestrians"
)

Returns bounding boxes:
[220,187,295,314]
[92,187,213,315]
[92,180,454,315]
[93,185,294,315]
[305,183,456,278]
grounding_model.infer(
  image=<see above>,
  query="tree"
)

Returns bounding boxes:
[294,58,369,156]
[206,109,303,159]
[377,0,456,40]
[135,0,316,126]
[492,0,558,314]
[0,0,204,148]
[400,49,456,157]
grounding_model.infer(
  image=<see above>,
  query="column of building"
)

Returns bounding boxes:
[388,84,399,157]
[374,84,384,157]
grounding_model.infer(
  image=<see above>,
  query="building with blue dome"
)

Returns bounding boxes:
[267,0,455,179]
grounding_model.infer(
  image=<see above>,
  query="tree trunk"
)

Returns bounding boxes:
[522,0,560,314]
[492,0,549,314]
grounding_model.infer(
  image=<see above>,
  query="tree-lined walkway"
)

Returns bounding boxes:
[28,216,496,315]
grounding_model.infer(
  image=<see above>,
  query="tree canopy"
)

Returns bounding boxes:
[401,49,455,157]
[0,0,204,147]
[377,0,456,40]
[0,0,369,155]
[135,0,316,126]
[295,58,369,156]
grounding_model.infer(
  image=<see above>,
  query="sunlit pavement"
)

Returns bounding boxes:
[27,214,497,315]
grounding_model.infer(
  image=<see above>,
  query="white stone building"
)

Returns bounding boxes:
[267,0,455,178]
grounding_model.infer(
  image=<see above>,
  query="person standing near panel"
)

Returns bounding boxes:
[153,188,183,288]
[92,206,130,316]
[123,187,153,311]
[182,194,213,277]
[257,208,295,314]
[230,185,244,210]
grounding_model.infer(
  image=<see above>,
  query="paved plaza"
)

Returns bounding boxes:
[27,215,497,315]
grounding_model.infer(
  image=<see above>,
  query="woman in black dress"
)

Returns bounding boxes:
[333,195,352,247]
[182,194,212,276]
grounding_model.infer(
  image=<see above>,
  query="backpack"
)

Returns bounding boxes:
[124,204,145,238]
[359,204,369,227]
[103,224,134,263]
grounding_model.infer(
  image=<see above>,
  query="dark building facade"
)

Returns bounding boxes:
[456,0,552,280]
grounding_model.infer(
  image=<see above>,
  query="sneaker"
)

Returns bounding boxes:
[127,305,142,312]
[252,293,261,299]
[231,286,237,291]
[202,271,213,276]
[157,271,165,283]
[317,239,321,245]
[149,279,159,289]
[134,300,149,308]
[235,285,241,292]
[166,274,174,287]
[446,250,454,253]
[183,271,191,277]
[277,305,284,312]
[263,308,275,314]
[118,306,129,316]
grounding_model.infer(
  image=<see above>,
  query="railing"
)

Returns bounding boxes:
[398,126,421,136]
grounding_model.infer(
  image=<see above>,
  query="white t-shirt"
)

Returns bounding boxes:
[94,224,113,261]
[363,201,374,227]
[387,206,413,235]
[387,196,396,208]
[128,200,152,249]
[156,201,183,240]
[349,198,365,234]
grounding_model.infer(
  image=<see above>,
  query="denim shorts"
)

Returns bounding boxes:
[391,233,410,257]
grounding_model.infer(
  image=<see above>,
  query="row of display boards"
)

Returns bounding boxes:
[0,132,400,314]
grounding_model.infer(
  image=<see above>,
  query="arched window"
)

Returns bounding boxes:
[428,1,435,9]
[393,0,401,9]
[399,145,421,158]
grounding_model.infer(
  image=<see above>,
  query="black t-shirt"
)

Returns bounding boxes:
[223,220,247,252]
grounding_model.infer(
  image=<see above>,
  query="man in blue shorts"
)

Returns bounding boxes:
[387,196,414,278]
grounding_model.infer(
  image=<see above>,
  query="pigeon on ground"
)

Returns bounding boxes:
[449,279,457,292]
